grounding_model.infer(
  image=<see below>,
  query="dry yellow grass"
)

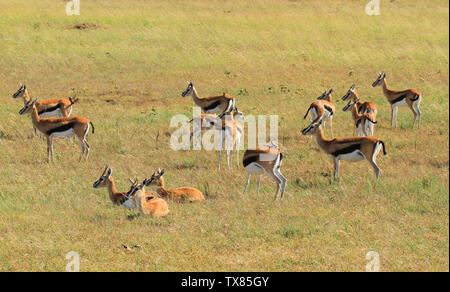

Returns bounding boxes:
[0,0,448,271]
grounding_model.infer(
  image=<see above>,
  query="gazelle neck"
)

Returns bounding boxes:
[22,90,31,105]
[190,87,201,106]
[351,104,361,120]
[381,79,391,96]
[313,127,332,151]
[30,106,42,126]
[156,177,170,197]
[106,177,122,202]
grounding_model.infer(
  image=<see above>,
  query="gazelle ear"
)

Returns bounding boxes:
[158,167,161,173]
[106,167,112,177]
[160,169,165,176]
[382,72,386,78]
[328,88,334,94]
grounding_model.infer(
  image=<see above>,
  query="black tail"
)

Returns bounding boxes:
[90,122,95,134]
[380,141,386,155]
[368,117,377,124]
[303,105,312,119]
[410,94,420,102]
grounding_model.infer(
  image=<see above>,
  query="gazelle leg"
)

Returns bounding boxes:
[49,136,54,163]
[228,149,232,168]
[393,106,399,128]
[257,175,262,195]
[334,157,340,181]
[84,140,90,161]
[368,159,381,179]
[329,116,334,138]
[46,137,51,163]
[273,168,287,199]
[243,174,251,194]
[218,131,224,169]
[409,103,418,128]
[77,137,86,162]
[391,106,394,128]
[416,104,421,129]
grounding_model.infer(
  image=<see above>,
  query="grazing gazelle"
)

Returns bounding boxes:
[301,117,386,181]
[242,146,287,199]
[372,72,422,128]
[12,84,79,118]
[125,178,170,217]
[343,98,377,136]
[303,89,336,137]
[92,166,135,209]
[19,99,94,162]
[181,82,236,117]
[147,168,205,202]
[341,84,378,118]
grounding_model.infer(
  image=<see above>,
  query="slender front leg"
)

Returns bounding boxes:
[218,131,224,169]
[257,175,262,195]
[391,106,394,128]
[243,174,251,194]
[49,136,54,163]
[46,137,51,163]
[334,157,340,181]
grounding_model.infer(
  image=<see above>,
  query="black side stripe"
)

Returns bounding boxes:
[38,104,60,115]
[204,100,221,111]
[324,105,334,115]
[46,122,75,135]
[243,155,259,168]
[391,94,407,104]
[332,144,361,157]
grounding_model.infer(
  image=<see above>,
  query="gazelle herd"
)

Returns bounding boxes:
[10,72,422,217]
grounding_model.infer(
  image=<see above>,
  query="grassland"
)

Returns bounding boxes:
[0,0,448,271]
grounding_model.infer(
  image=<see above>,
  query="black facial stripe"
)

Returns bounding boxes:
[38,104,60,115]
[204,100,221,111]
[332,144,361,157]
[392,94,407,104]
[46,122,75,135]
[324,105,334,115]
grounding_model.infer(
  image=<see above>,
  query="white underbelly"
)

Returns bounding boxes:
[205,106,221,114]
[51,128,74,138]
[122,200,135,209]
[393,99,407,107]
[245,163,266,175]
[39,109,61,118]
[339,150,365,162]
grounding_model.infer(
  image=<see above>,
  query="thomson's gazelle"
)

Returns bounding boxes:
[92,166,135,209]
[303,89,336,137]
[147,168,205,202]
[372,72,422,128]
[19,99,94,162]
[219,108,243,169]
[181,82,236,117]
[341,84,378,118]
[125,178,170,217]
[302,117,386,180]
[242,146,287,199]
[13,84,79,118]
[343,98,377,136]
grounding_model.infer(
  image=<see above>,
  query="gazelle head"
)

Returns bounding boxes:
[372,72,386,87]
[181,81,194,97]
[341,84,357,101]
[19,98,38,115]
[301,117,324,136]
[343,98,360,112]
[125,177,143,198]
[317,88,334,100]
[12,84,27,99]
[147,168,165,187]
[231,107,244,120]
[93,166,113,188]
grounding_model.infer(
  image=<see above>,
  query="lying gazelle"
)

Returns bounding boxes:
[343,98,377,136]
[19,99,94,162]
[181,82,236,117]
[13,84,79,118]
[301,117,386,180]
[93,166,135,209]
[372,72,422,128]
[147,168,205,202]
[341,84,378,117]
[303,89,336,137]
[125,178,170,217]
[242,145,287,199]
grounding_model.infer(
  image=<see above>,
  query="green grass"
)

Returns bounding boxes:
[0,0,448,271]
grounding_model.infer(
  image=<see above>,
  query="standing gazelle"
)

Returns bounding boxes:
[302,117,386,181]
[92,166,135,209]
[343,98,377,136]
[219,108,243,169]
[242,146,287,199]
[19,99,94,162]
[303,89,336,137]
[12,84,79,118]
[372,72,422,128]
[181,82,236,117]
[147,168,205,202]
[125,178,170,217]
[341,84,378,118]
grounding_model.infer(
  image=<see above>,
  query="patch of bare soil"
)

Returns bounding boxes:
[67,23,103,30]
